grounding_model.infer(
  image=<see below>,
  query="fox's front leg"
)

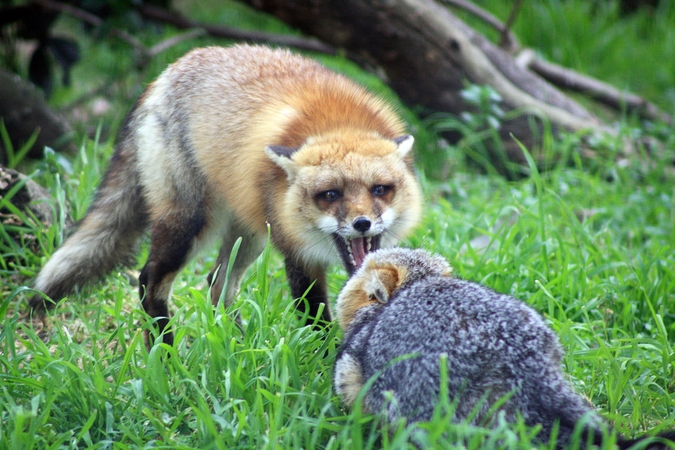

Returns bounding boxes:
[285,258,332,325]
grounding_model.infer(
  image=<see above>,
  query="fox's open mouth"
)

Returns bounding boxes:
[334,234,382,275]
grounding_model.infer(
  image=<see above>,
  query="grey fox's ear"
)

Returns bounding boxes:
[393,135,414,158]
[265,145,299,181]
[369,285,390,304]
[364,264,408,304]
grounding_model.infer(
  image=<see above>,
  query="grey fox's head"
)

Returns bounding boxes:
[335,248,452,330]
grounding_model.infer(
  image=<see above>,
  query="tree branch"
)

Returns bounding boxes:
[499,0,523,51]
[516,49,672,124]
[148,28,207,57]
[137,4,337,55]
[440,0,519,52]
[32,0,146,52]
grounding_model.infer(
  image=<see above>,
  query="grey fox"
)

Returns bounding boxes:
[334,248,674,449]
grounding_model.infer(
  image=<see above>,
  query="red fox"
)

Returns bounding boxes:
[29,44,423,346]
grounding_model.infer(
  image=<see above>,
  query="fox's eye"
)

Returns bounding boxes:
[318,190,342,202]
[372,185,391,196]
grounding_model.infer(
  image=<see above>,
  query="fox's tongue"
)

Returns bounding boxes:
[350,237,368,269]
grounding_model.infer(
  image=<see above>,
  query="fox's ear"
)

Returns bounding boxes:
[393,135,414,158]
[364,263,407,304]
[265,145,299,180]
[367,279,390,304]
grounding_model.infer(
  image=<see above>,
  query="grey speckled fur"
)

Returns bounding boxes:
[335,248,607,448]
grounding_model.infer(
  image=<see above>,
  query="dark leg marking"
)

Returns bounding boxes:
[284,258,332,327]
[140,208,206,347]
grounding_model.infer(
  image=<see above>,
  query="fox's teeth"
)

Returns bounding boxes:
[345,238,355,264]
[366,236,372,252]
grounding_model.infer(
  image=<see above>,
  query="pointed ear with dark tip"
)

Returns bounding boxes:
[266,145,300,159]
[265,145,300,181]
[393,135,414,157]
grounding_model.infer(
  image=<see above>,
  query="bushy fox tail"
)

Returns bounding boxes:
[569,421,675,450]
[617,431,675,450]
[547,386,675,450]
[29,137,148,311]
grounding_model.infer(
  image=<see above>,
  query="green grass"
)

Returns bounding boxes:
[3,125,674,449]
[2,0,675,448]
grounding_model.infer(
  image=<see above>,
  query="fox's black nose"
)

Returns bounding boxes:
[352,217,371,233]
